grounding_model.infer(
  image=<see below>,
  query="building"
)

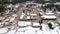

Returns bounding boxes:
[41,12,57,24]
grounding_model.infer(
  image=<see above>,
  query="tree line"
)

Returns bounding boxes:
[0,4,6,13]
[0,0,32,4]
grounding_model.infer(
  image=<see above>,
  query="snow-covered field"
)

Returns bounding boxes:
[0,24,59,34]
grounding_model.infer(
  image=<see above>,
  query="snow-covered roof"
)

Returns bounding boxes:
[20,15,24,19]
[26,16,30,19]
[15,5,19,8]
[18,21,27,26]
[33,23,40,26]
[18,21,31,26]
[20,13,25,19]
[9,17,15,22]
[25,21,31,25]
[45,13,54,15]
[30,14,37,16]
[41,15,56,19]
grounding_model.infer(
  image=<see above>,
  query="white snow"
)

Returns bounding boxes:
[26,16,30,19]
[7,30,16,34]
[42,15,56,19]
[30,14,37,16]
[37,30,42,34]
[18,21,31,26]
[0,22,59,34]
[41,24,50,31]
[33,23,40,26]
[0,27,8,34]
[18,21,27,26]
[20,13,25,19]
[45,13,54,15]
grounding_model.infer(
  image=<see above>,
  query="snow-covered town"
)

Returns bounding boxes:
[0,0,60,34]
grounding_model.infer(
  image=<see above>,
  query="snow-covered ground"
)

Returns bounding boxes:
[0,23,59,34]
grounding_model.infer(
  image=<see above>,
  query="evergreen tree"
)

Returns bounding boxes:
[0,5,5,13]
